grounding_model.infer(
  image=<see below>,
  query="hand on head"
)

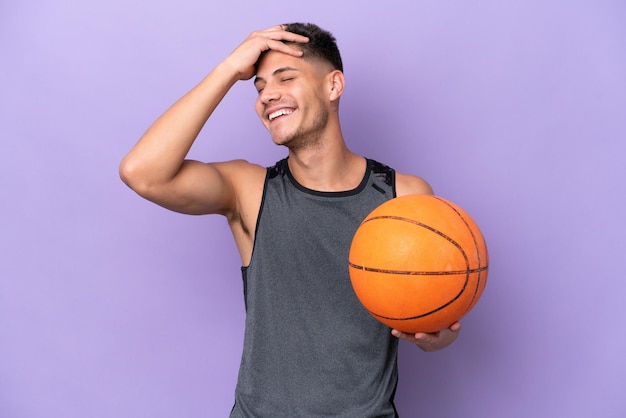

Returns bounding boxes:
[224,25,309,81]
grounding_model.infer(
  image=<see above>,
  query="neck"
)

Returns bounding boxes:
[286,136,366,192]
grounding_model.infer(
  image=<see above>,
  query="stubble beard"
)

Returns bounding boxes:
[273,108,330,152]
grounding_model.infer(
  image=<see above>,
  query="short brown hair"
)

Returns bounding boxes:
[284,22,343,72]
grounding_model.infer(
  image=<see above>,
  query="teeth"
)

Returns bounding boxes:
[269,109,293,121]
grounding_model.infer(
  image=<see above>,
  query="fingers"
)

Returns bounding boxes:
[448,321,462,332]
[223,25,308,80]
[251,25,308,44]
[253,24,309,56]
[391,322,462,352]
[391,329,423,344]
[265,24,308,42]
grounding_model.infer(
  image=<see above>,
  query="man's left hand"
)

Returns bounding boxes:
[391,322,461,352]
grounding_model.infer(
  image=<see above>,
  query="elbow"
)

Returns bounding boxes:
[118,156,174,204]
[119,156,136,188]
[119,156,149,195]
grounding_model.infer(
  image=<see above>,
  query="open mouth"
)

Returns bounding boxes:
[268,108,294,121]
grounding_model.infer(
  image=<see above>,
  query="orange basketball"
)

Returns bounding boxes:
[348,194,489,333]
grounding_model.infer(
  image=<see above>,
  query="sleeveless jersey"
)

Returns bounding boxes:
[231,158,399,418]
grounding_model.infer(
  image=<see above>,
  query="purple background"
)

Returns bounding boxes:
[2,1,625,417]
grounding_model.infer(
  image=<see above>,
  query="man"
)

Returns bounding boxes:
[120,23,461,417]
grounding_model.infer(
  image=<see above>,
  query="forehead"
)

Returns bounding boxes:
[255,50,318,78]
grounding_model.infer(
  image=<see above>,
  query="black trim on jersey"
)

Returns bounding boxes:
[368,158,395,189]
[240,165,274,310]
[268,157,395,198]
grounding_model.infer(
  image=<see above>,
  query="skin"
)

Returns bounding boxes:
[120,25,460,352]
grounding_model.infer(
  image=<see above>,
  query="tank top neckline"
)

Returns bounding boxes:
[282,158,372,198]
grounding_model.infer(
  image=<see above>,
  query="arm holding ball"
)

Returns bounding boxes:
[386,173,469,352]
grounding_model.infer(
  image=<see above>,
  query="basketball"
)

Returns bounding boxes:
[348,194,489,333]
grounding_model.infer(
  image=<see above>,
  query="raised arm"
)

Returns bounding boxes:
[119,25,309,216]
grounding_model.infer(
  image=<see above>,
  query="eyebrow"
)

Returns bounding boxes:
[254,66,299,85]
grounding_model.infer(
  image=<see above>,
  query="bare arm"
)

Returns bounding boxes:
[119,25,309,216]
[395,172,434,197]
[393,172,462,351]
[119,63,242,215]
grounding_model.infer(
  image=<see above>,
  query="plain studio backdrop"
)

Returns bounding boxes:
[1,1,625,417]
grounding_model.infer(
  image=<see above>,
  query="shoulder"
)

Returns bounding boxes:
[213,158,267,177]
[211,159,267,192]
[215,158,267,197]
[395,171,434,196]
[207,159,266,214]
[214,159,267,263]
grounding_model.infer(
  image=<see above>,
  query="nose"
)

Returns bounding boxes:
[259,83,281,105]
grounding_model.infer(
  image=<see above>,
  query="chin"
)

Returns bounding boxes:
[269,130,295,146]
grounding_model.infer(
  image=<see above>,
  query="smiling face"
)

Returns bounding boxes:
[254,50,334,150]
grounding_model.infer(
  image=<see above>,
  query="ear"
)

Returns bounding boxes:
[327,70,345,101]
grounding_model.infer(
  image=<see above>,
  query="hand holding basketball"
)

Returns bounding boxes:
[349,194,489,334]
[392,321,461,351]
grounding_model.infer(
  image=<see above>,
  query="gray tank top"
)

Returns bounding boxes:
[231,158,399,418]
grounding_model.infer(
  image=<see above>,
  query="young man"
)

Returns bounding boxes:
[120,23,461,417]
